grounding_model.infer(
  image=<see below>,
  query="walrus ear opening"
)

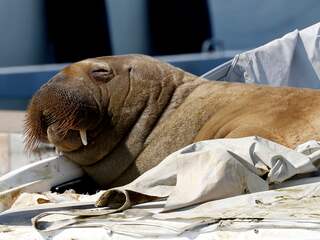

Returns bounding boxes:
[91,68,114,83]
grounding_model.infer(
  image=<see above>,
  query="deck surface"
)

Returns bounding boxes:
[0,110,24,133]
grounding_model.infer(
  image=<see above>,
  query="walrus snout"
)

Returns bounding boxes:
[25,76,102,152]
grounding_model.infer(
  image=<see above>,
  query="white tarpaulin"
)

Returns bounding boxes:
[31,136,320,236]
[203,22,320,88]
[95,136,318,212]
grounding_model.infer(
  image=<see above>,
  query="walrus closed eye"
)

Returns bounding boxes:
[25,54,320,188]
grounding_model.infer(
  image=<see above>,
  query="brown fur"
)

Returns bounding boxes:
[25,54,320,188]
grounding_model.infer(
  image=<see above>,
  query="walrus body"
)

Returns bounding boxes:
[25,55,320,187]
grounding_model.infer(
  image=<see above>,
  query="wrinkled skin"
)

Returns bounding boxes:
[25,54,320,188]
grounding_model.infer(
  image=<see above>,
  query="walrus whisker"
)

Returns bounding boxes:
[54,116,77,138]
[24,108,47,153]
[24,104,80,153]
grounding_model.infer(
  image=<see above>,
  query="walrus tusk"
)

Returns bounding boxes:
[55,148,62,155]
[80,129,87,146]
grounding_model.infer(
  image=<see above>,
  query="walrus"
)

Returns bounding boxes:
[24,54,320,188]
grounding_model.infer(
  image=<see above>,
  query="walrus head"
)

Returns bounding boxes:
[24,54,198,186]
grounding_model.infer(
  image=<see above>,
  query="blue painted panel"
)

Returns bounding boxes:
[0,71,57,99]
[208,0,320,50]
